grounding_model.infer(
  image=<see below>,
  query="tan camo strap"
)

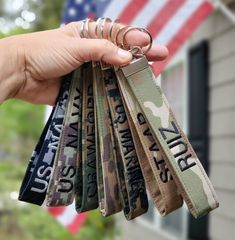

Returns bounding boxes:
[116,70,183,215]
[119,56,219,218]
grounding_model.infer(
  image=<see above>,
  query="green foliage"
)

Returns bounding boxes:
[32,0,66,30]
[0,99,44,139]
[78,210,117,240]
[0,100,44,162]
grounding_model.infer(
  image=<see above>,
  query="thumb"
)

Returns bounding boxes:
[72,38,133,65]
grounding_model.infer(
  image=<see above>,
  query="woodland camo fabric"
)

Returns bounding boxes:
[93,63,122,216]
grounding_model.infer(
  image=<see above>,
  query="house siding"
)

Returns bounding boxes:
[115,213,170,240]
[189,2,235,240]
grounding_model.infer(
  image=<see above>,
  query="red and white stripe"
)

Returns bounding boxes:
[103,0,213,75]
[48,204,87,234]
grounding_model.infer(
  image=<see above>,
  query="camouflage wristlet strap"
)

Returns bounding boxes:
[117,71,183,215]
[119,56,219,218]
[93,64,122,216]
[74,68,83,211]
[46,69,82,206]
[103,68,148,220]
[18,75,72,205]
[76,62,98,212]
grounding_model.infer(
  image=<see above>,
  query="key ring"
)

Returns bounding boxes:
[95,17,112,39]
[79,19,86,38]
[84,18,93,38]
[122,27,153,56]
[80,18,93,38]
[108,19,120,42]
[129,46,144,57]
[101,18,112,39]
[95,17,104,38]
[118,26,138,48]
[112,25,130,46]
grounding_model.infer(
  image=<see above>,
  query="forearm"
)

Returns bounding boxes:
[0,36,25,104]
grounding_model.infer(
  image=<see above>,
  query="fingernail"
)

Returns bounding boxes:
[118,48,131,59]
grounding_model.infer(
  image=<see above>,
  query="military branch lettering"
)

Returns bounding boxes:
[116,70,183,215]
[104,69,148,219]
[18,76,71,205]
[19,55,218,220]
[46,69,81,206]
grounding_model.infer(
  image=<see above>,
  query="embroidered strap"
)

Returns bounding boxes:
[119,56,219,218]
[93,63,122,216]
[117,69,183,215]
[76,62,98,212]
[103,68,148,220]
[46,69,82,206]
[18,75,72,205]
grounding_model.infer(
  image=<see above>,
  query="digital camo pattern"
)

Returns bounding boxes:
[103,68,148,220]
[46,69,82,206]
[120,56,219,218]
[93,64,122,217]
[76,62,98,212]
[18,76,71,205]
[117,70,183,216]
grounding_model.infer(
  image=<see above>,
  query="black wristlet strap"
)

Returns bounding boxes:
[18,74,72,205]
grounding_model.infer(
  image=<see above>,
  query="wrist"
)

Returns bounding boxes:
[0,36,25,104]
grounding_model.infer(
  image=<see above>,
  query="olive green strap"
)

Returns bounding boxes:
[119,56,219,218]
[76,62,98,212]
[116,70,183,215]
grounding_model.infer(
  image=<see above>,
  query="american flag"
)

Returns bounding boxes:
[48,0,214,235]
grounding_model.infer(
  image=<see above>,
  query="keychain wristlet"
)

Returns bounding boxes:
[18,18,219,221]
[18,75,71,205]
[46,69,82,206]
[119,56,219,218]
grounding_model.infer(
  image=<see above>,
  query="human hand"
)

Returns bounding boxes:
[0,21,168,105]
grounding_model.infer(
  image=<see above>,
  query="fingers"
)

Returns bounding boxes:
[63,21,169,64]
[145,45,169,61]
[63,21,152,49]
[72,38,132,65]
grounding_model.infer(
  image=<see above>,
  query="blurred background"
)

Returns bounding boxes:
[0,0,234,239]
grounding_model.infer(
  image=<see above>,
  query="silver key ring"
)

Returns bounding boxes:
[122,27,153,56]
